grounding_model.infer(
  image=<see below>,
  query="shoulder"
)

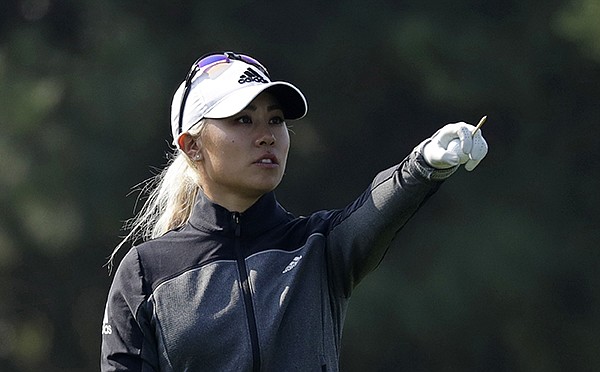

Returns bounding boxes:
[127,228,230,292]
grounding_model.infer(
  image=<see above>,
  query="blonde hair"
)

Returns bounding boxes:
[106,122,205,272]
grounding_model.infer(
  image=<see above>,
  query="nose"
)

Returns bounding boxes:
[255,126,276,147]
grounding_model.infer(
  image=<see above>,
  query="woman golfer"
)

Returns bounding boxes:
[101,51,488,371]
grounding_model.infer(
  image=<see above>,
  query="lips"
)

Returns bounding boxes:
[254,153,279,165]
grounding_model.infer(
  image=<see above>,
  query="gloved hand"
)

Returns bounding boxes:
[422,122,488,171]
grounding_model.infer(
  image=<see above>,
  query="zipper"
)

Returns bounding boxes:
[233,212,261,372]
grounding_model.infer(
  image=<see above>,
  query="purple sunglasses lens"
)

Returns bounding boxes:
[192,53,269,77]
[196,54,229,69]
[240,55,259,65]
[239,55,268,74]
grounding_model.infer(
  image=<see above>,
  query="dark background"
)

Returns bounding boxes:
[1,0,599,371]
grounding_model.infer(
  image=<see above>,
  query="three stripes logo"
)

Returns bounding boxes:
[238,67,268,84]
[282,255,303,274]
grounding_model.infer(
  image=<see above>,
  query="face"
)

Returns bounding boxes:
[195,92,290,210]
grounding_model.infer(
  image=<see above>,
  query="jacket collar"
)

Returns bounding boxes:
[187,190,290,237]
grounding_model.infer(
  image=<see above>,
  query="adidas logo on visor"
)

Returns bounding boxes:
[238,68,268,84]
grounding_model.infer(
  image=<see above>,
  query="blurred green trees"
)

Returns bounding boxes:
[1,0,599,370]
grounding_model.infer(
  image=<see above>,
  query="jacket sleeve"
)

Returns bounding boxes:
[101,247,159,371]
[326,147,457,297]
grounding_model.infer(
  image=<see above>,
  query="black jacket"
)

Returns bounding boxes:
[101,149,453,371]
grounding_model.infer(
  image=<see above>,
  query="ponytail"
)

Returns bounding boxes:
[106,124,204,273]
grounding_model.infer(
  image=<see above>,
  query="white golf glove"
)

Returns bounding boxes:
[422,122,488,171]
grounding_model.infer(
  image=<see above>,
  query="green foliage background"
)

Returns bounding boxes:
[1,0,599,370]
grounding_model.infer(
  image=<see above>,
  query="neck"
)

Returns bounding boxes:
[219,197,260,213]
[201,189,263,213]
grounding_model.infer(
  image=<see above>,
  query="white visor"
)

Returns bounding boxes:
[171,59,307,146]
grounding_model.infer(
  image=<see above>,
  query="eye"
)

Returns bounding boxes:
[235,115,252,124]
[269,116,285,125]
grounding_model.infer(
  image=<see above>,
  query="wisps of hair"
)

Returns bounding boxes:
[105,125,204,274]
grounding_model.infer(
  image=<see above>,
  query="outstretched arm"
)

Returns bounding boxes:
[326,120,489,297]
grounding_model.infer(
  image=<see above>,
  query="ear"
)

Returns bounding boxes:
[178,133,203,161]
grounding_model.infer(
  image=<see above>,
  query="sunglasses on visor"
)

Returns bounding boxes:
[177,52,270,136]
